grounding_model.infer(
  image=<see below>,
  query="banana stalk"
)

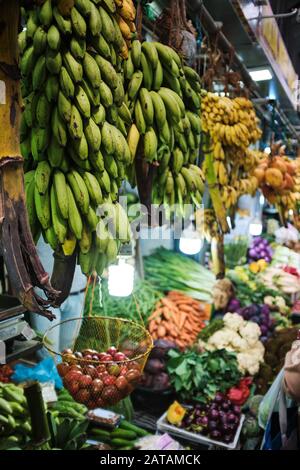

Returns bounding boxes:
[0,0,59,319]
[211,235,225,279]
[202,133,229,234]
[50,248,77,306]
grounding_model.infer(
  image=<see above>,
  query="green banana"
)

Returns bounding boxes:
[91,34,110,59]
[75,0,92,17]
[33,26,47,55]
[142,42,159,69]
[86,206,99,231]
[128,71,143,101]
[32,56,46,91]
[52,106,68,146]
[101,121,115,154]
[143,127,158,163]
[152,59,163,90]
[71,7,87,38]
[157,88,181,125]
[34,186,51,230]
[45,49,62,75]
[172,147,184,175]
[98,6,115,43]
[89,149,104,173]
[83,52,101,90]
[79,225,92,254]
[26,10,39,39]
[70,36,86,59]
[63,51,83,83]
[51,185,67,244]
[81,79,100,107]
[47,25,61,51]
[95,218,109,253]
[20,45,35,77]
[53,170,69,219]
[139,88,154,126]
[45,226,58,250]
[68,146,91,169]
[149,91,166,129]
[69,105,83,140]
[58,90,72,123]
[75,85,91,118]
[104,153,118,178]
[45,75,59,102]
[89,3,102,36]
[95,55,118,89]
[59,67,75,98]
[131,39,142,69]
[71,133,89,160]
[53,7,72,35]
[153,42,173,68]
[93,104,106,125]
[36,94,50,128]
[134,99,146,134]
[48,137,64,168]
[84,118,101,152]
[67,170,90,215]
[140,52,153,90]
[118,102,132,125]
[83,172,102,205]
[99,80,113,107]
[124,51,134,80]
[39,0,53,27]
[66,184,83,240]
[35,161,51,195]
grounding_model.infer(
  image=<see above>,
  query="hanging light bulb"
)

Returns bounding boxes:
[249,217,263,236]
[179,223,203,256]
[108,258,135,297]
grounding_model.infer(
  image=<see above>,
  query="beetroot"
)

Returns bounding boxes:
[144,358,164,374]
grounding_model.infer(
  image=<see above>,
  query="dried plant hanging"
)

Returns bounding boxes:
[154,0,197,64]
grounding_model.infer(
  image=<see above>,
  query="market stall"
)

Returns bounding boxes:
[0,0,300,455]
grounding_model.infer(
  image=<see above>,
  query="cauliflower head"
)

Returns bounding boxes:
[223,313,245,332]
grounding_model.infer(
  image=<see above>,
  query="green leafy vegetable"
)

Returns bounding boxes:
[167,348,241,403]
[144,248,215,302]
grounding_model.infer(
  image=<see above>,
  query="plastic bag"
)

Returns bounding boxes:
[258,369,284,430]
[12,357,62,389]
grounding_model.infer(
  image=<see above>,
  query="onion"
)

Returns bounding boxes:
[208,421,218,431]
[209,409,219,420]
[232,405,241,415]
[210,430,221,440]
[214,392,225,404]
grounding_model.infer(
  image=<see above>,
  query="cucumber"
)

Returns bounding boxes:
[2,387,26,404]
[10,402,26,415]
[0,398,12,414]
[88,428,111,438]
[111,438,136,448]
[110,429,136,440]
[7,414,16,429]
[119,420,149,437]
[118,446,135,450]
[0,414,9,425]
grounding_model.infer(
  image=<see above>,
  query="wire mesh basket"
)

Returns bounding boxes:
[43,316,153,409]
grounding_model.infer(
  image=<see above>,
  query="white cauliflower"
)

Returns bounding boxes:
[229,331,248,351]
[237,350,264,375]
[239,321,261,347]
[207,328,233,350]
[223,313,245,331]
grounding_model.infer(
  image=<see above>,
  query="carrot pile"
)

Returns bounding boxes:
[148,291,211,349]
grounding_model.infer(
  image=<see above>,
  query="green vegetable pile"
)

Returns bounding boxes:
[88,419,149,450]
[51,388,87,421]
[198,318,224,342]
[0,383,31,450]
[167,348,242,403]
[144,248,215,302]
[84,278,163,323]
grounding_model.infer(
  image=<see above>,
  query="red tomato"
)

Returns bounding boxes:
[96,364,107,374]
[67,381,80,395]
[98,352,109,361]
[78,374,93,387]
[84,365,98,379]
[91,378,104,396]
[69,364,82,372]
[107,364,120,376]
[64,370,82,383]
[126,369,141,383]
[114,352,127,361]
[115,376,128,391]
[76,389,90,404]
[127,361,140,371]
[107,346,117,356]
[103,375,116,386]
[57,362,70,377]
[119,366,128,376]
[96,397,105,408]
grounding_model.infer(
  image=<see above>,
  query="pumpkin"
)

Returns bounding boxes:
[167,401,186,425]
